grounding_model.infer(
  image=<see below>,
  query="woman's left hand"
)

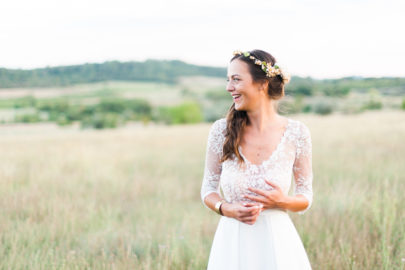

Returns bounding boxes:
[243,180,287,210]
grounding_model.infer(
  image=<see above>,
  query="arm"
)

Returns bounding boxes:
[289,122,313,215]
[201,119,225,210]
[201,120,262,224]
[277,194,311,213]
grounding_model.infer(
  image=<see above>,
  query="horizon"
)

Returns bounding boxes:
[0,58,403,81]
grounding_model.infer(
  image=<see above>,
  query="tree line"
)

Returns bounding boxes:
[0,60,226,88]
[1,60,404,98]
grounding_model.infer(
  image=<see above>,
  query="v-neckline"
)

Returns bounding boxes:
[238,118,291,167]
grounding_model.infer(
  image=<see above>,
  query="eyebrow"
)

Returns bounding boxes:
[227,74,240,78]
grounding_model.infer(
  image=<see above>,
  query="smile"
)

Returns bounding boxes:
[232,94,241,101]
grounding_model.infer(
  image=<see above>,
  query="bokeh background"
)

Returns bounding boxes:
[0,0,404,269]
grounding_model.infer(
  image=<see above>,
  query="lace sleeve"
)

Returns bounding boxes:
[200,119,226,209]
[292,121,313,215]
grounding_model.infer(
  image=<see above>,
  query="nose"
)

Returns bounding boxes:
[226,81,235,93]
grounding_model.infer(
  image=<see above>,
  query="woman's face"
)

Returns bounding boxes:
[226,59,264,111]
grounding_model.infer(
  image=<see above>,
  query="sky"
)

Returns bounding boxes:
[0,0,404,79]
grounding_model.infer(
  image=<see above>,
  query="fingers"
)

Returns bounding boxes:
[237,204,263,218]
[240,209,262,224]
[243,194,267,204]
[265,179,280,190]
[241,216,258,225]
[238,207,260,218]
[242,202,263,208]
[247,187,269,197]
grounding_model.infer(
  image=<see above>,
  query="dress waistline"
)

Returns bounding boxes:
[260,208,288,216]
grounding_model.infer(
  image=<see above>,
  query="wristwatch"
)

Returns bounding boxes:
[215,199,226,216]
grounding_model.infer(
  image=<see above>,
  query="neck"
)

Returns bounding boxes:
[246,100,280,133]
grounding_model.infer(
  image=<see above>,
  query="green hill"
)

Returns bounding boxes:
[1,60,404,98]
[0,60,226,88]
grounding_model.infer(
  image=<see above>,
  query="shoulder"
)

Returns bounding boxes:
[287,118,312,157]
[209,117,227,136]
[288,118,311,138]
[286,118,312,152]
[207,118,227,154]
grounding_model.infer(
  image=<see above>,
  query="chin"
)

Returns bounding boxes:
[234,103,246,111]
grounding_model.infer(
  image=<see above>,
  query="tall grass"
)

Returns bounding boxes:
[0,110,404,269]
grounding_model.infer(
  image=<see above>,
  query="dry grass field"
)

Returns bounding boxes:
[0,110,404,269]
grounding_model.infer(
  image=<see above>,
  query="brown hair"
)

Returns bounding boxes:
[220,49,285,164]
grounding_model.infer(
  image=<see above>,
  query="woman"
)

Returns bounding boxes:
[200,49,313,269]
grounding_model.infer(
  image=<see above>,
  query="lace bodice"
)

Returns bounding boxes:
[200,117,313,215]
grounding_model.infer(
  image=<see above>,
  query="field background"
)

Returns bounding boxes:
[1,110,404,269]
[1,65,405,128]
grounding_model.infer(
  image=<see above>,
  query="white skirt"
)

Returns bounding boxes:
[206,209,312,270]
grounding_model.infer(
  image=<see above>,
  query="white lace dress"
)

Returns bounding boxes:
[201,117,313,270]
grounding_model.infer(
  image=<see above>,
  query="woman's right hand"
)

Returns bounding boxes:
[221,202,263,225]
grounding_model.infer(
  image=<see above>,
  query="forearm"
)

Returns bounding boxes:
[277,194,309,212]
[203,192,227,215]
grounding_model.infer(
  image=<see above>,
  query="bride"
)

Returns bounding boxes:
[200,49,313,269]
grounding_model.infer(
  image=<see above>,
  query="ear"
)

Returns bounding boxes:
[259,81,268,92]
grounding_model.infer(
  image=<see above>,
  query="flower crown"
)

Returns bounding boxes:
[232,50,291,84]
